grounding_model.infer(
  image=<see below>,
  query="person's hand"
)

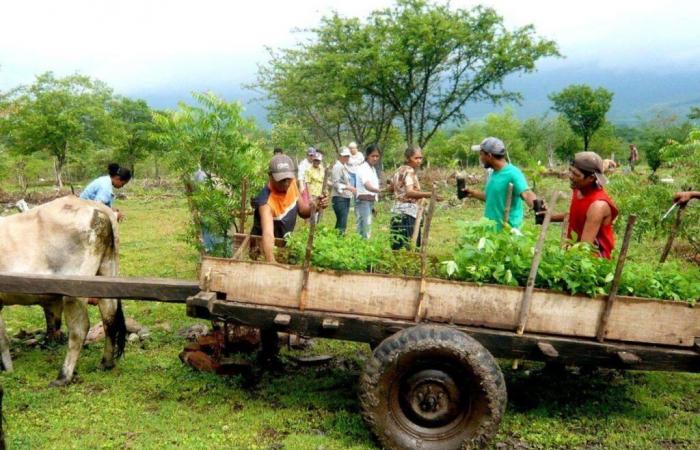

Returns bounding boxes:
[347,186,357,194]
[673,191,693,205]
[116,210,125,222]
[461,187,472,198]
[316,195,330,209]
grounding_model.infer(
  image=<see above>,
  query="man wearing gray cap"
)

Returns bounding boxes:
[549,151,618,259]
[251,154,328,262]
[463,137,538,229]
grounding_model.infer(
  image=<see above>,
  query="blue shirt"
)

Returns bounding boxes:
[80,175,114,207]
[484,163,529,229]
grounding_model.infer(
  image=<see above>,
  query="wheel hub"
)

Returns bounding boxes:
[401,369,463,427]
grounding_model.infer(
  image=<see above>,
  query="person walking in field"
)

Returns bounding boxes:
[330,147,356,234]
[628,143,639,172]
[390,145,440,250]
[355,144,382,239]
[251,154,328,262]
[462,137,538,230]
[549,151,619,259]
[80,163,132,222]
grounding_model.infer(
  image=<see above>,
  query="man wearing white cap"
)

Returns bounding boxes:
[330,147,356,233]
[463,137,538,229]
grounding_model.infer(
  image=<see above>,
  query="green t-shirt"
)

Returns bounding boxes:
[484,163,529,229]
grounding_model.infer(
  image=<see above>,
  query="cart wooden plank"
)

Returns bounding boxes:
[200,257,700,347]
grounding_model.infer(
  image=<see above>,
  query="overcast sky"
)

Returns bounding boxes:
[1,0,699,97]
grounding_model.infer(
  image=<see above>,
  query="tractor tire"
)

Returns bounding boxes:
[359,325,506,450]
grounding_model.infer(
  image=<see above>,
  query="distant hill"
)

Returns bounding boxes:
[129,66,700,128]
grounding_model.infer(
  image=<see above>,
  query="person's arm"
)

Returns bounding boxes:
[363,180,381,194]
[520,190,537,209]
[462,187,485,201]
[549,213,567,222]
[259,204,276,262]
[673,191,700,205]
[580,201,611,246]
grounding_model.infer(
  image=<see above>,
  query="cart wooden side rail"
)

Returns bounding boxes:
[187,292,700,373]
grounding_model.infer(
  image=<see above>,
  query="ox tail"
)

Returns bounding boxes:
[110,300,127,359]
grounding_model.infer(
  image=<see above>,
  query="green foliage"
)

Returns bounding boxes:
[256,0,559,149]
[549,84,613,151]
[0,71,118,187]
[153,92,266,256]
[444,219,698,302]
[110,96,158,177]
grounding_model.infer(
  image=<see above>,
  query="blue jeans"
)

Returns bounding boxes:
[332,196,351,234]
[356,200,374,239]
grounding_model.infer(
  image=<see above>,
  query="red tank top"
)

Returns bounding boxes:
[567,188,618,259]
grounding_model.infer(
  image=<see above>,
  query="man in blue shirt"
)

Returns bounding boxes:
[80,163,132,221]
[462,137,537,229]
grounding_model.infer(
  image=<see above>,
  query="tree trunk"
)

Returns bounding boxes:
[583,134,590,151]
[53,157,64,189]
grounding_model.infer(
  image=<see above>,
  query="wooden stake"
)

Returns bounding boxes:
[414,184,438,322]
[503,183,514,227]
[596,214,636,342]
[238,178,248,233]
[560,213,570,248]
[516,190,559,335]
[298,164,331,312]
[660,205,686,263]
[410,202,425,250]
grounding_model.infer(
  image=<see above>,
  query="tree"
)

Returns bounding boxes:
[153,92,265,256]
[256,0,558,150]
[255,15,396,152]
[0,72,118,188]
[110,96,156,177]
[549,84,613,151]
[357,0,559,147]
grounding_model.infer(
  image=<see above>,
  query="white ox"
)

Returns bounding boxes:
[0,196,127,386]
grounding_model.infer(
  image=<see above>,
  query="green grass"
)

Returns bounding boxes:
[2,180,699,449]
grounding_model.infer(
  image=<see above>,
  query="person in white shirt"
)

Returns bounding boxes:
[330,147,357,233]
[355,144,382,238]
[297,147,317,192]
[346,141,365,188]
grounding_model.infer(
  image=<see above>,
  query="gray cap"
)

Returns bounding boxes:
[573,151,608,186]
[471,137,506,156]
[268,154,296,181]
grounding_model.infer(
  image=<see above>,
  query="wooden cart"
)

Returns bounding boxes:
[186,234,700,450]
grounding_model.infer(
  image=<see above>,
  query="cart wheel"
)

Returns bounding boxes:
[359,325,506,450]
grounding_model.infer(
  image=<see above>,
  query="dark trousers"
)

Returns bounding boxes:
[390,214,421,250]
[332,196,351,233]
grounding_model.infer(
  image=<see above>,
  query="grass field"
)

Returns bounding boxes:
[1,179,699,449]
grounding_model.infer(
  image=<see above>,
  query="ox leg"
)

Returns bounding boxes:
[43,301,65,344]
[50,298,89,387]
[0,313,13,372]
[97,298,126,370]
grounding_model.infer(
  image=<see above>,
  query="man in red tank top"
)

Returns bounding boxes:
[550,152,618,258]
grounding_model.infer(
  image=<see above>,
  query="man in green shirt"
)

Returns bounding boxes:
[463,137,538,229]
